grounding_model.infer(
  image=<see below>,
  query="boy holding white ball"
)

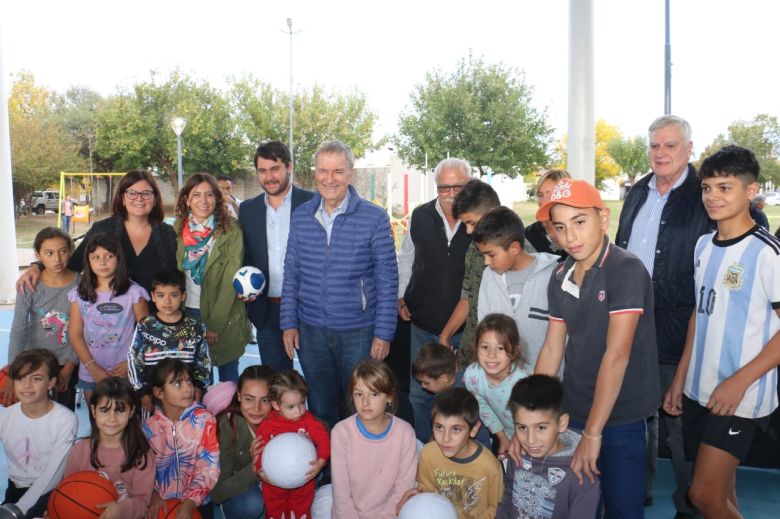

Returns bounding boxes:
[398,387,503,518]
[255,369,330,519]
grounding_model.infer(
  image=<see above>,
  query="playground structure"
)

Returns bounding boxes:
[56,172,126,229]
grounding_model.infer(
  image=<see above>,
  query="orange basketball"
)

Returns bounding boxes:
[47,470,119,518]
[157,498,203,519]
[0,365,18,407]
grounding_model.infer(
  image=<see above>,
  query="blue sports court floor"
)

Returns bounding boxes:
[0,308,777,517]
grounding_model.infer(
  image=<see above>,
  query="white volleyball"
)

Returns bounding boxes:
[398,492,458,519]
[310,484,333,519]
[260,432,317,489]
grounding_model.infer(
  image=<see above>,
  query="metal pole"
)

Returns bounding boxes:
[176,134,183,190]
[287,18,294,184]
[567,0,595,184]
[664,0,672,114]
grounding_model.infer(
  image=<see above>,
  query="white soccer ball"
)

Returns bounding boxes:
[233,266,266,298]
[398,492,458,519]
[310,484,333,519]
[261,432,317,489]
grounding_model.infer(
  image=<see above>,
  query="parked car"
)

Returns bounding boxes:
[764,192,780,206]
[29,190,60,214]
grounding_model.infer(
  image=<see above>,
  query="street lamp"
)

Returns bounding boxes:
[170,117,187,189]
[287,18,294,183]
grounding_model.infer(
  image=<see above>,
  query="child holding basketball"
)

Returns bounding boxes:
[0,349,78,518]
[143,359,219,519]
[331,360,417,518]
[69,233,149,401]
[64,377,155,518]
[212,365,275,518]
[254,370,330,519]
[6,227,79,409]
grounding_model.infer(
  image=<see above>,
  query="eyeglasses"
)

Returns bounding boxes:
[436,183,467,194]
[125,190,154,200]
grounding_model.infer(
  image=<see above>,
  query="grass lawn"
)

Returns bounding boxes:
[14,212,98,248]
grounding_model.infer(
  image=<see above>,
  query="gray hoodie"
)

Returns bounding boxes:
[496,430,601,519]
[478,252,560,369]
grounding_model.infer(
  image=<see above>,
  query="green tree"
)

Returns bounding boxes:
[54,86,107,172]
[396,53,553,177]
[8,72,85,202]
[554,120,623,187]
[699,114,780,185]
[95,71,244,191]
[608,135,649,184]
[229,77,379,187]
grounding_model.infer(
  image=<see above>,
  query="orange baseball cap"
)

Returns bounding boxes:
[536,178,604,221]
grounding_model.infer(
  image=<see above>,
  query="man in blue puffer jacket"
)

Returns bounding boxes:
[281,139,399,429]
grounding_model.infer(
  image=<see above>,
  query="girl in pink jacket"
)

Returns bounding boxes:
[143,359,219,518]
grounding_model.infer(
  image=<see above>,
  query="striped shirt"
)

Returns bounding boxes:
[626,169,687,276]
[685,226,780,418]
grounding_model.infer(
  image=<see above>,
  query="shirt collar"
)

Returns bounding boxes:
[263,186,293,209]
[318,189,351,216]
[649,166,688,194]
[434,199,461,233]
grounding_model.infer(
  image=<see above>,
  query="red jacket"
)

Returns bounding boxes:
[254,410,331,472]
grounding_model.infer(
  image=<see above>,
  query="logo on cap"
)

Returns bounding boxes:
[551,180,572,202]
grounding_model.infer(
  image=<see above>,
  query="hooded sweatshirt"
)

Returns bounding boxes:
[496,430,600,519]
[478,252,559,369]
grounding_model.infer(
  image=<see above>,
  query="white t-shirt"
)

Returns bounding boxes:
[685,227,780,419]
[0,402,78,512]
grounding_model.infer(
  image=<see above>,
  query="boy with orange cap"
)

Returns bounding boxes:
[533,179,660,519]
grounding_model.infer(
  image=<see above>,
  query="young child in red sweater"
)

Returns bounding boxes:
[254,370,330,519]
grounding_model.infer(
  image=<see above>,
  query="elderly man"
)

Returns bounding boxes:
[616,115,709,518]
[281,140,398,428]
[397,158,472,441]
[240,141,314,373]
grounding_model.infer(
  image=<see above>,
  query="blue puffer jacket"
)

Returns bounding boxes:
[280,185,398,341]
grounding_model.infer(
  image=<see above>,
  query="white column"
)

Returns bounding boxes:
[567,0,595,184]
[0,26,18,303]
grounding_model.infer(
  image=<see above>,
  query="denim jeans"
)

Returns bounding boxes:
[257,301,292,373]
[219,483,264,519]
[216,359,239,384]
[408,323,461,442]
[297,321,374,429]
[573,419,647,519]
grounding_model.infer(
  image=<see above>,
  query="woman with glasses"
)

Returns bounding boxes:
[174,173,250,384]
[18,169,178,293]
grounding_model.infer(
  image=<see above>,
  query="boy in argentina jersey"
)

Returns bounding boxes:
[664,145,780,518]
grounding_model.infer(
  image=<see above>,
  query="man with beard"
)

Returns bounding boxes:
[397,158,472,441]
[240,141,314,372]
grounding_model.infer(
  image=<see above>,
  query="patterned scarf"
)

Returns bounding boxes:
[181,213,216,285]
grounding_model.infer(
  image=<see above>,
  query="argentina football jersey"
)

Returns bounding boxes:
[685,226,780,419]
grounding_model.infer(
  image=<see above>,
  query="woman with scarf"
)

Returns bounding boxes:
[175,173,251,384]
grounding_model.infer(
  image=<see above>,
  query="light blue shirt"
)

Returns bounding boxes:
[317,191,350,244]
[626,169,688,276]
[265,188,293,297]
